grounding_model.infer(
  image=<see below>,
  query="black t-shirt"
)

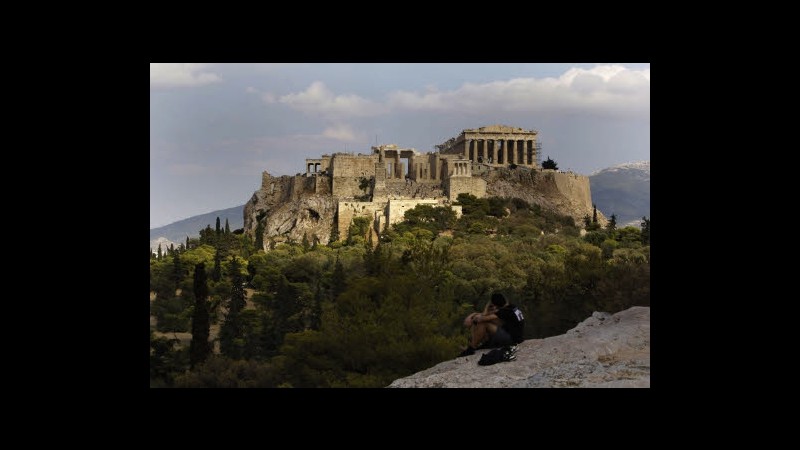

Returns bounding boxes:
[497,304,525,343]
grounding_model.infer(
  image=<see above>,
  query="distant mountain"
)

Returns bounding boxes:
[590,161,650,227]
[150,205,245,250]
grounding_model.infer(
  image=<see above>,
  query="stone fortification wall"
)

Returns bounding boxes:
[331,154,379,198]
[446,176,487,201]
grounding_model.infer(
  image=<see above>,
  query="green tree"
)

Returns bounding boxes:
[216,217,221,236]
[220,256,247,358]
[212,246,222,282]
[186,236,190,250]
[542,156,558,170]
[301,232,310,252]
[331,256,346,300]
[157,243,162,260]
[190,262,210,368]
[607,214,617,231]
[592,204,598,224]
[225,218,230,234]
[199,224,215,246]
[172,251,184,290]
[255,221,265,252]
[641,216,650,245]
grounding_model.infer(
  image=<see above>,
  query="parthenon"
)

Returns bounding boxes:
[436,125,540,167]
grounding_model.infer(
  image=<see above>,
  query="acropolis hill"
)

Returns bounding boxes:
[243,125,603,248]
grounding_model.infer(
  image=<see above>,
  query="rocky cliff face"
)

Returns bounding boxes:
[388,306,649,388]
[244,172,337,248]
[244,166,604,247]
[485,167,606,227]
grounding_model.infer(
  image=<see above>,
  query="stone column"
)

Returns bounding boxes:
[525,140,531,165]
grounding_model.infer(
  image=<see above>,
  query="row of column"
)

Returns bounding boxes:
[453,161,470,176]
[465,139,536,165]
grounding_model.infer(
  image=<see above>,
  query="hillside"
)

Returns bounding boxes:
[388,306,650,388]
[150,205,244,250]
[590,161,650,227]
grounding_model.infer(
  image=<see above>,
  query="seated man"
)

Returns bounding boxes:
[459,292,525,357]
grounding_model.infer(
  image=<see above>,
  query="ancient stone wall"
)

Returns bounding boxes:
[337,201,386,237]
[550,170,591,210]
[446,176,487,201]
[331,154,379,198]
[386,199,439,226]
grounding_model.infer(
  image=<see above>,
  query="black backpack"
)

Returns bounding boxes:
[477,346,517,366]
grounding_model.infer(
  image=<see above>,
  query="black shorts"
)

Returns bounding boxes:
[488,327,513,347]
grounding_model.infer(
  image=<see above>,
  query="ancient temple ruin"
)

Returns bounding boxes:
[246,125,593,248]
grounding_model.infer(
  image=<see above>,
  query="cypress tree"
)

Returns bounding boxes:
[189,263,210,368]
[592,204,598,224]
[185,236,190,250]
[216,217,221,235]
[212,246,222,282]
[641,216,650,245]
[220,256,246,358]
[157,243,162,260]
[172,251,183,290]
[607,214,617,231]
[225,218,230,234]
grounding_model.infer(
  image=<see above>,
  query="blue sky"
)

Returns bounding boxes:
[150,63,650,228]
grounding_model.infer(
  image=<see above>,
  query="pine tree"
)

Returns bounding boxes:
[216,217,221,236]
[641,216,650,245]
[592,204,598,224]
[157,243,162,260]
[225,218,230,234]
[301,232,310,251]
[189,262,210,368]
[185,236,190,250]
[542,156,558,170]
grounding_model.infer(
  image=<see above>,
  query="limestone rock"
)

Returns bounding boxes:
[387,306,649,388]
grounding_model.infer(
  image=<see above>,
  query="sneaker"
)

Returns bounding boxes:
[458,346,475,357]
[504,353,517,362]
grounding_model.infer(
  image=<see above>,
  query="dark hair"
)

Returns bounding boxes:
[491,292,506,307]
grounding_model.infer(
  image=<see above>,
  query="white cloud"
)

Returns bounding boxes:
[279,81,386,117]
[150,63,222,89]
[387,65,649,116]
[245,86,259,93]
[322,123,365,142]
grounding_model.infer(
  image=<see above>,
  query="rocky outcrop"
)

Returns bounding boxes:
[387,306,649,388]
[485,167,606,227]
[244,172,338,248]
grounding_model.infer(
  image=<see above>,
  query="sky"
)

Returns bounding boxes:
[150,63,650,229]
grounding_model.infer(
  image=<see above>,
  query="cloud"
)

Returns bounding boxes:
[150,63,222,89]
[279,81,386,117]
[387,65,649,116]
[322,123,365,142]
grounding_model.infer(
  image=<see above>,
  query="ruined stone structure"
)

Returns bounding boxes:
[436,125,541,167]
[244,125,599,250]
